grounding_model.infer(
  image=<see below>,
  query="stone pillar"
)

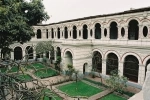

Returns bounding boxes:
[124,25,128,40]
[54,50,57,61]
[42,29,46,39]
[106,27,110,40]
[117,26,122,40]
[87,28,90,39]
[91,28,95,39]
[138,24,143,40]
[33,29,37,39]
[33,50,36,60]
[101,27,105,40]
[22,49,26,61]
[118,61,124,76]
[11,51,14,60]
[81,29,83,39]
[60,28,64,39]
[138,64,145,85]
[49,30,51,39]
[102,59,106,75]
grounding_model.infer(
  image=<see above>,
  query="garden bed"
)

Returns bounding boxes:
[16,74,33,81]
[57,81,102,97]
[42,88,62,100]
[100,93,127,100]
[34,68,58,78]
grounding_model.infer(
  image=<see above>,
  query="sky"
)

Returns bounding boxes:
[42,0,150,24]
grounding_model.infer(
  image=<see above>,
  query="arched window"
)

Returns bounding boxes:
[65,51,73,66]
[37,29,41,39]
[57,28,60,39]
[46,29,48,39]
[95,23,101,39]
[14,47,22,60]
[26,46,33,59]
[123,55,139,82]
[73,26,77,39]
[64,27,68,39]
[128,20,139,40]
[51,28,54,39]
[110,22,118,39]
[92,51,102,73]
[83,24,88,39]
[106,53,118,75]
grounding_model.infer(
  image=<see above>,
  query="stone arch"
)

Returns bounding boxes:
[107,19,119,26]
[92,51,102,73]
[57,27,60,39]
[83,63,88,74]
[73,25,77,39]
[64,27,68,39]
[37,29,42,39]
[104,50,120,61]
[63,48,74,58]
[128,19,139,40]
[106,53,119,75]
[83,24,88,39]
[92,49,104,58]
[14,46,22,60]
[121,52,142,65]
[25,46,33,59]
[51,28,54,38]
[123,55,139,82]
[95,23,101,39]
[64,51,73,67]
[126,17,141,24]
[92,21,102,28]
[109,21,118,39]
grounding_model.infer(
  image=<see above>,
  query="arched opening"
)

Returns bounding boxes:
[128,20,139,40]
[37,29,41,39]
[143,26,148,37]
[145,59,150,79]
[14,47,22,60]
[83,63,88,74]
[57,47,61,57]
[26,46,33,59]
[51,28,54,39]
[73,26,77,39]
[46,29,48,39]
[65,51,73,66]
[110,22,118,39]
[57,28,60,39]
[123,55,139,82]
[50,46,54,64]
[106,53,118,75]
[92,51,102,73]
[46,52,49,59]
[90,29,93,37]
[83,24,88,39]
[64,27,68,39]
[95,23,101,39]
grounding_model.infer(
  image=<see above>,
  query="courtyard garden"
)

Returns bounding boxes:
[57,81,103,97]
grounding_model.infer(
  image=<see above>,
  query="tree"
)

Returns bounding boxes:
[106,70,127,93]
[0,0,50,99]
[0,0,49,59]
[55,56,62,73]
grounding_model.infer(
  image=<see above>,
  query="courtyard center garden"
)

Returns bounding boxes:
[0,61,136,100]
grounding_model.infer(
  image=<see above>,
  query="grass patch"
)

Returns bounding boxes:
[42,89,62,100]
[34,68,58,78]
[100,93,127,100]
[83,78,106,87]
[58,81,102,97]
[17,74,33,81]
[27,63,46,69]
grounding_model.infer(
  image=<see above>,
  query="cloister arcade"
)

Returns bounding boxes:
[1,7,150,87]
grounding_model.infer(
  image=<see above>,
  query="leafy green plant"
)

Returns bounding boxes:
[106,70,127,94]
